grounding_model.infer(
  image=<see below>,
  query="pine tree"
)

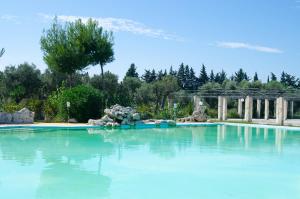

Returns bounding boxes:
[177,63,185,88]
[234,68,250,83]
[157,70,164,80]
[270,73,277,81]
[189,67,198,90]
[169,66,177,76]
[267,76,270,83]
[125,63,139,78]
[219,70,226,83]
[253,72,259,81]
[142,70,152,83]
[183,65,190,89]
[199,64,209,86]
[209,70,215,82]
[215,70,227,84]
[150,69,157,82]
[280,71,286,84]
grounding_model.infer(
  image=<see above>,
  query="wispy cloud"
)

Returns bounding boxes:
[38,13,184,42]
[0,15,19,23]
[216,41,283,53]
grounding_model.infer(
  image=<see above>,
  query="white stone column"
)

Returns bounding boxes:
[193,95,200,112]
[244,96,253,122]
[290,101,294,119]
[238,98,243,118]
[257,99,261,119]
[264,99,269,120]
[274,100,277,118]
[222,97,228,120]
[283,99,288,121]
[218,96,223,121]
[276,97,284,126]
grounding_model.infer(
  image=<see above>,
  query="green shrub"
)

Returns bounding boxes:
[177,102,193,118]
[207,108,218,118]
[137,104,154,119]
[227,108,239,118]
[45,85,103,122]
[2,99,44,120]
[2,102,22,113]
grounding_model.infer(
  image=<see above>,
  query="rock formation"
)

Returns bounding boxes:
[88,104,141,127]
[0,108,35,124]
[177,105,207,122]
[88,104,176,127]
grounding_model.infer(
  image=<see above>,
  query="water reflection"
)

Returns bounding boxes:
[0,125,300,198]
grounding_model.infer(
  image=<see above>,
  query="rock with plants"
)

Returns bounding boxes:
[88,104,141,127]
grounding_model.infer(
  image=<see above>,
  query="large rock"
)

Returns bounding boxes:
[89,104,141,126]
[178,105,207,123]
[0,108,34,124]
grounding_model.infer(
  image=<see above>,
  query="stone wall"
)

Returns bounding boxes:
[0,108,34,124]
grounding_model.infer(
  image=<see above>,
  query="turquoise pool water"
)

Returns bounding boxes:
[0,125,300,199]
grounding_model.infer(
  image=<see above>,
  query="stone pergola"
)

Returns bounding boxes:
[173,89,300,126]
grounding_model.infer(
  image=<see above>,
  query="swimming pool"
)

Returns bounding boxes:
[0,124,299,199]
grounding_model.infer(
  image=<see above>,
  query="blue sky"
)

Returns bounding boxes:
[0,0,300,81]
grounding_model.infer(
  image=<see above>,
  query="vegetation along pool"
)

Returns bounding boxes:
[0,124,300,199]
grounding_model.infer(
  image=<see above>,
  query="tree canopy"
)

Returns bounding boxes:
[40,18,114,76]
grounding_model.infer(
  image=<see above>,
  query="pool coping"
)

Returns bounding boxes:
[220,122,300,131]
[0,122,219,129]
[1,122,300,131]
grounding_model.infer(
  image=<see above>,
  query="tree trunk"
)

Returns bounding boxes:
[100,64,104,78]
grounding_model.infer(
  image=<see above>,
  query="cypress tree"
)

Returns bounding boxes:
[199,64,209,86]
[209,70,215,82]
[253,72,259,81]
[177,63,185,88]
[270,73,277,81]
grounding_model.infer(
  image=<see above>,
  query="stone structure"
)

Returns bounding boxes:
[264,99,269,120]
[178,96,207,122]
[216,94,295,126]
[88,104,141,126]
[244,96,253,122]
[0,108,34,124]
[256,99,261,119]
[238,98,243,118]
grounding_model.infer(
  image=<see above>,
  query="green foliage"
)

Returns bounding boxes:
[234,68,250,83]
[2,99,44,120]
[253,72,259,81]
[227,108,239,118]
[177,102,193,118]
[206,108,218,118]
[223,80,237,90]
[199,64,209,86]
[3,63,42,102]
[264,81,285,90]
[41,18,114,75]
[271,73,277,81]
[45,85,103,122]
[90,71,119,107]
[125,63,139,78]
[136,104,154,120]
[201,82,221,90]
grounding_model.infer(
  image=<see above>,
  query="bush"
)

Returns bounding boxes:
[207,108,218,118]
[137,104,154,120]
[2,99,44,120]
[177,102,193,118]
[45,85,103,122]
[227,108,239,118]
